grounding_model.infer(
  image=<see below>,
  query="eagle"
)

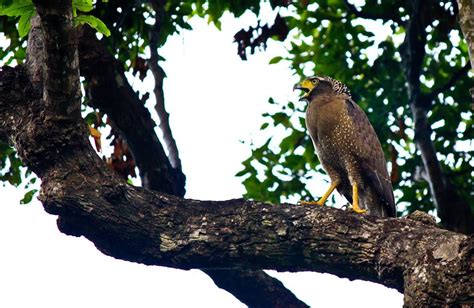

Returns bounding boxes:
[294,76,396,217]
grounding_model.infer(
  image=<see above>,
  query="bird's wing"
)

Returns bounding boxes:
[345,98,396,217]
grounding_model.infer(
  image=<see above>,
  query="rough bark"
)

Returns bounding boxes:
[78,28,306,308]
[401,0,474,235]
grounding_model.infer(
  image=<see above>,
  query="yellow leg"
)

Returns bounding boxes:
[300,180,339,206]
[351,184,366,214]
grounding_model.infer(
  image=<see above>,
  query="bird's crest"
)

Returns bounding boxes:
[294,76,351,100]
[315,76,351,97]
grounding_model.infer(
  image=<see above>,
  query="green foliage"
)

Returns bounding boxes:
[237,1,473,216]
[0,0,34,37]
[20,189,38,204]
[73,0,94,13]
[74,14,110,36]
[0,0,110,38]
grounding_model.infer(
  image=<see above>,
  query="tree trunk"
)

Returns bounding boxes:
[457,0,474,70]
[401,0,474,234]
[457,0,474,107]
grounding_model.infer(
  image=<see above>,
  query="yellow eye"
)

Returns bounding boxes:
[311,79,318,84]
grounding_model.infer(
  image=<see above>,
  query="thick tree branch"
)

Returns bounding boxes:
[149,0,183,172]
[32,0,81,118]
[0,64,473,306]
[401,0,474,234]
[203,269,309,308]
[78,29,185,196]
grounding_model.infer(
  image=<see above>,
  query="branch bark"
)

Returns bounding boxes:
[401,0,474,235]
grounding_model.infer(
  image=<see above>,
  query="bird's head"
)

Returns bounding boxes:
[293,76,351,101]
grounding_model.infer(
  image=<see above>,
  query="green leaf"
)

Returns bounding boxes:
[74,15,111,36]
[73,0,93,12]
[17,9,34,37]
[269,56,283,64]
[20,189,37,204]
[0,0,33,17]
[0,0,13,7]
[235,169,248,177]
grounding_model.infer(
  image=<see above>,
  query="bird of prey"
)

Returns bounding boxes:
[294,76,396,217]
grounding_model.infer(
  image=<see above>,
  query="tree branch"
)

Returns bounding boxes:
[148,0,183,172]
[203,269,309,308]
[32,0,81,118]
[424,63,471,102]
[78,29,185,196]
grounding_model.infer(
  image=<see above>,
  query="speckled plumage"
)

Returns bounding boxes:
[297,76,396,217]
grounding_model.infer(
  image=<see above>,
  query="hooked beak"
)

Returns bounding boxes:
[293,79,314,100]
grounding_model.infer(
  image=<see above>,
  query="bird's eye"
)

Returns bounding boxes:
[311,79,318,84]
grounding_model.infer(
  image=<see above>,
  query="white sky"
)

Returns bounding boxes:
[0,8,403,308]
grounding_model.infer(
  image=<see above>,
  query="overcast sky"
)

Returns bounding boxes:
[0,7,403,308]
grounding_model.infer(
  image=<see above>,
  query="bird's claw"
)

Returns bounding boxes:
[351,206,367,214]
[299,200,325,206]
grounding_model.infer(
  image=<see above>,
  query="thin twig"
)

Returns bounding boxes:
[343,0,403,24]
[426,63,470,100]
[148,0,182,172]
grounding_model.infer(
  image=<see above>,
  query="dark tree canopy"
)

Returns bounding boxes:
[0,0,473,307]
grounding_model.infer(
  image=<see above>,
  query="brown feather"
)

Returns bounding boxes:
[345,98,396,217]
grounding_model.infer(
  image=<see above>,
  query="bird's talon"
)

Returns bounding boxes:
[352,207,367,214]
[299,200,325,206]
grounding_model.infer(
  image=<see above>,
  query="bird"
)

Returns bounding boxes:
[294,76,396,217]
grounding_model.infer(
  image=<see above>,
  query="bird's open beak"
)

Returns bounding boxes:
[293,79,314,100]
